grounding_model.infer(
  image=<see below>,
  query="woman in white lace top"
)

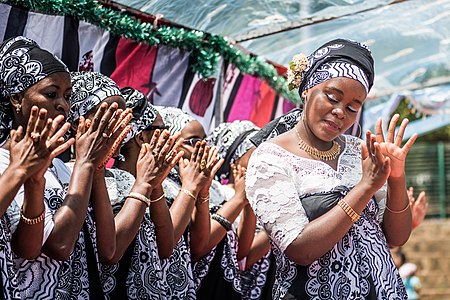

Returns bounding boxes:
[246,39,417,299]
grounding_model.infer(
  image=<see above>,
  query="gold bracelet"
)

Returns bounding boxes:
[338,199,360,223]
[181,188,196,201]
[385,202,410,214]
[127,192,151,207]
[198,194,210,204]
[20,207,46,225]
[150,193,165,203]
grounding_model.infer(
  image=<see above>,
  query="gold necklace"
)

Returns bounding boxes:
[294,125,341,161]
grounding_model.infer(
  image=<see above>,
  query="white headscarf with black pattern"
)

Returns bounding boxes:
[0,36,68,144]
[156,106,194,136]
[206,120,259,180]
[121,87,158,144]
[69,71,122,122]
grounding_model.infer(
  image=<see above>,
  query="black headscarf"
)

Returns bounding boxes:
[0,36,68,144]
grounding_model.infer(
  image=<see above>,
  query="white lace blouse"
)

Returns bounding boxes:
[245,135,387,253]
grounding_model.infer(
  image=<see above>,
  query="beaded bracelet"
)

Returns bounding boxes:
[20,207,46,225]
[150,193,165,203]
[211,213,232,231]
[181,188,196,201]
[127,192,151,207]
[337,199,360,223]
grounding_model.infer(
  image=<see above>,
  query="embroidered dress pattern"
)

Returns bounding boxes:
[246,136,405,299]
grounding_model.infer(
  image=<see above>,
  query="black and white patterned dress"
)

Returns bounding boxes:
[0,149,101,299]
[102,168,166,299]
[246,136,407,300]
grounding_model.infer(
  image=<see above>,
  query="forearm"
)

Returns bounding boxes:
[169,188,197,242]
[382,175,412,247]
[245,231,271,270]
[237,204,256,261]
[190,200,211,261]
[91,171,116,262]
[12,178,45,259]
[108,182,152,264]
[149,187,174,259]
[43,161,95,260]
[206,194,247,251]
[285,183,374,265]
[0,167,27,216]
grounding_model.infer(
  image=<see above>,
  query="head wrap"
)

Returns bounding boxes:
[69,71,122,122]
[299,39,374,96]
[250,108,302,147]
[121,87,158,144]
[156,106,194,135]
[207,120,259,180]
[0,36,68,144]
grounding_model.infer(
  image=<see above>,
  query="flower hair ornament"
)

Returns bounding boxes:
[287,53,308,91]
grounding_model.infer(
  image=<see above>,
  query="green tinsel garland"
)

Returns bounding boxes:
[1,0,301,103]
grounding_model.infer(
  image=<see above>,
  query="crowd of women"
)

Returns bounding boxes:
[0,35,423,300]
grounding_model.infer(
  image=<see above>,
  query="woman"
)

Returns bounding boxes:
[246,39,417,299]
[205,120,277,300]
[0,36,126,299]
[94,86,183,298]
[0,106,73,299]
[157,106,224,299]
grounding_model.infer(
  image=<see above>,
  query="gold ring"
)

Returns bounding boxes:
[102,132,109,139]
[200,159,207,170]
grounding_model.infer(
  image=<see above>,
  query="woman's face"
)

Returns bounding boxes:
[303,77,367,142]
[179,120,206,160]
[13,72,72,126]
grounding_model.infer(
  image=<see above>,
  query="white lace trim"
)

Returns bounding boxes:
[246,135,387,252]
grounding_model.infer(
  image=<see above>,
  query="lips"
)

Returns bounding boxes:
[323,120,341,132]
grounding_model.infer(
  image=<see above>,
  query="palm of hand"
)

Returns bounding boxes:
[378,142,406,178]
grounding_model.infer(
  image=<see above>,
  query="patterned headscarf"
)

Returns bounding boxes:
[0,36,68,144]
[69,71,122,122]
[156,106,194,136]
[250,108,302,147]
[207,120,259,180]
[121,87,158,144]
[299,39,374,96]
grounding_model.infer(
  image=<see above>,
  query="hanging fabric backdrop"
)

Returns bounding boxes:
[0,3,297,133]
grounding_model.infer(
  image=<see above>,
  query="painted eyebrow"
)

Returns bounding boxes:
[328,86,363,105]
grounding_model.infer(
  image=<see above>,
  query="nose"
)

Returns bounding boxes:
[332,108,345,119]
[56,97,70,118]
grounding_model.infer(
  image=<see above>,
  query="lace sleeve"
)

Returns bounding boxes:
[245,146,309,252]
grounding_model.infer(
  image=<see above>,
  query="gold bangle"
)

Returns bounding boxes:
[338,199,360,223]
[181,188,196,201]
[150,193,165,203]
[127,192,151,207]
[385,202,410,214]
[20,207,45,225]
[198,194,210,204]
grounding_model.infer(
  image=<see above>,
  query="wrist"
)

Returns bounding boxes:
[132,182,153,198]
[25,176,46,188]
[181,185,200,198]
[4,166,28,183]
[388,174,406,185]
[73,159,96,172]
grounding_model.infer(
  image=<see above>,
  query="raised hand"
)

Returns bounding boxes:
[232,164,247,201]
[9,106,74,180]
[375,114,418,178]
[179,141,223,197]
[135,130,184,189]
[360,130,391,193]
[197,145,224,200]
[408,186,429,230]
[75,103,131,169]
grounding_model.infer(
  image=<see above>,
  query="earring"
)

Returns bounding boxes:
[15,105,21,114]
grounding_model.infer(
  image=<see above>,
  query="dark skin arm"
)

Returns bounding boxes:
[43,103,124,260]
[284,131,391,265]
[6,107,73,259]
